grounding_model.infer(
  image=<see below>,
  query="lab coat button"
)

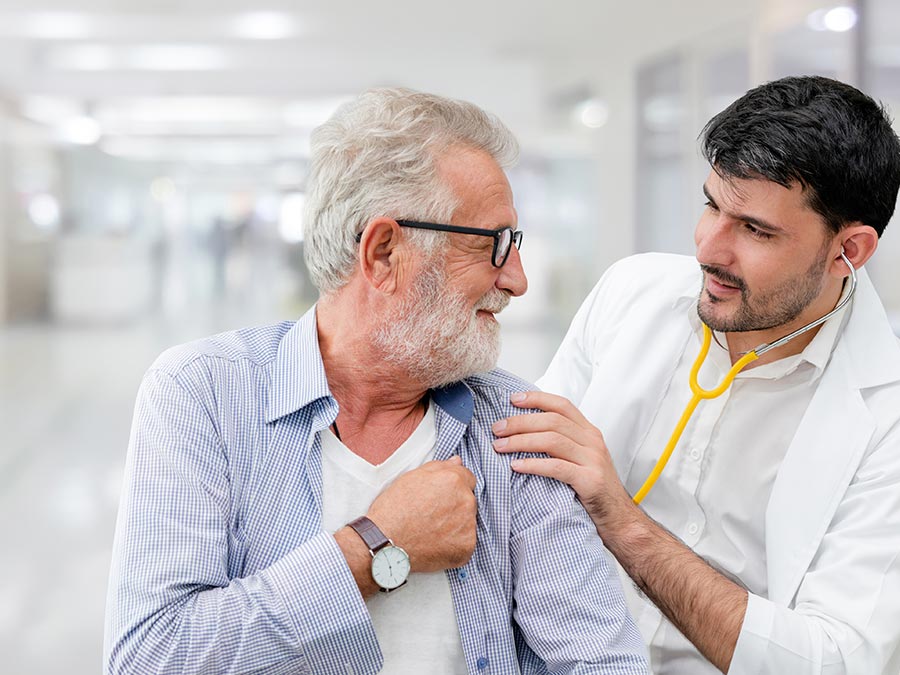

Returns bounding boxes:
[689,448,701,461]
[688,522,699,535]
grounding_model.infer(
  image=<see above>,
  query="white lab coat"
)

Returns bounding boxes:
[539,253,900,675]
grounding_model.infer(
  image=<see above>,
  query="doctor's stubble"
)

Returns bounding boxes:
[697,240,832,333]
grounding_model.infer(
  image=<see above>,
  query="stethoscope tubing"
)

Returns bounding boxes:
[632,251,858,504]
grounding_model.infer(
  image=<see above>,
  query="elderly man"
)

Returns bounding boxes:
[104,88,648,675]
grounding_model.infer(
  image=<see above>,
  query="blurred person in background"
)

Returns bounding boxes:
[104,88,649,675]
[493,76,900,674]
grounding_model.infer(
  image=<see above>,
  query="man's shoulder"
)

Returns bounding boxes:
[577,252,700,327]
[465,368,534,398]
[604,252,699,293]
[462,369,536,419]
[149,321,296,380]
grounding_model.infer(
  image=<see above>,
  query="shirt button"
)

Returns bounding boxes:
[458,570,468,581]
[476,656,489,670]
[689,448,701,461]
[688,522,700,535]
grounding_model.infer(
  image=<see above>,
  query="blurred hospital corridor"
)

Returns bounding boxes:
[3,0,900,673]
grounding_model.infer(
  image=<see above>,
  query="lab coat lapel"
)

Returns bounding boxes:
[766,270,900,604]
[764,354,875,604]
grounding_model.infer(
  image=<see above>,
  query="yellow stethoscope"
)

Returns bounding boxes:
[632,250,858,504]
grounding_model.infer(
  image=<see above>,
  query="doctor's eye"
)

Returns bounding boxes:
[703,200,718,211]
[744,223,773,240]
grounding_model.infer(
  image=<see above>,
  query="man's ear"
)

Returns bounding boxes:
[833,224,878,276]
[358,217,405,293]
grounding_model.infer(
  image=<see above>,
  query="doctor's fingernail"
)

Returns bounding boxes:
[492,438,508,450]
[492,419,507,433]
[510,392,527,403]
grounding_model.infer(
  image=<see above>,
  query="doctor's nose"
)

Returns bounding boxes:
[694,213,734,267]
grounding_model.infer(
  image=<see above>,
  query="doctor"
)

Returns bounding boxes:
[492,75,900,674]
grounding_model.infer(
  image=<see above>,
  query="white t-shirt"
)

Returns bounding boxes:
[319,403,467,674]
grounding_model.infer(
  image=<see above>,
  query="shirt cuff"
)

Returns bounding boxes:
[266,530,382,675]
[729,592,775,675]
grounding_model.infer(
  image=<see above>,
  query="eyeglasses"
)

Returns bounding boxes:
[355,219,523,268]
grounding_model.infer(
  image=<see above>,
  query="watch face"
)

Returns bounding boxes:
[371,545,410,590]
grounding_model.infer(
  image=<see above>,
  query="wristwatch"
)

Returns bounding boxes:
[347,516,410,592]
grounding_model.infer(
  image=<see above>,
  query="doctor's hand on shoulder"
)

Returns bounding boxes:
[491,391,639,533]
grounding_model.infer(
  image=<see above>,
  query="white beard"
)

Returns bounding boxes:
[373,262,509,388]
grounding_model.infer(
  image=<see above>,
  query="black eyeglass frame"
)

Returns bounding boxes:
[355,219,523,268]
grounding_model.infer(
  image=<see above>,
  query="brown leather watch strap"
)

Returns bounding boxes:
[347,516,391,554]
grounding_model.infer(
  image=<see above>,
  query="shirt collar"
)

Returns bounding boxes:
[431,381,475,425]
[265,306,332,423]
[265,305,475,426]
[792,278,852,372]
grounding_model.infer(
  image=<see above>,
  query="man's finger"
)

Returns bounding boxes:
[455,465,477,491]
[509,391,590,426]
[492,411,572,437]
[493,430,589,465]
[509,457,579,486]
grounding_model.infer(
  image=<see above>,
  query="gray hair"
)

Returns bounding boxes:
[303,87,519,294]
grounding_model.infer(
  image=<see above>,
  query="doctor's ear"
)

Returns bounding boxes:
[357,217,405,293]
[833,224,878,277]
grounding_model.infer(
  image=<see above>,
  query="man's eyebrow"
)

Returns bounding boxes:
[702,183,783,233]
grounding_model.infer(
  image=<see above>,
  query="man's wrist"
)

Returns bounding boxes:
[334,526,380,598]
[588,487,647,544]
[596,499,657,570]
[345,517,411,593]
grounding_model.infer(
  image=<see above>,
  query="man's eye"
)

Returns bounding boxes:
[744,223,772,240]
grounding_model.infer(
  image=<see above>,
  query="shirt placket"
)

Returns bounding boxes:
[676,387,730,547]
[432,401,500,675]
[650,381,731,664]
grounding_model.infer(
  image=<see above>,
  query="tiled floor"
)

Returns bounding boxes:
[0,293,559,674]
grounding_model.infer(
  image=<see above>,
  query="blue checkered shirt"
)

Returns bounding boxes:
[104,307,649,674]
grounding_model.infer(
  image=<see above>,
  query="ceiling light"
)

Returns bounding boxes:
[57,116,102,145]
[21,97,84,126]
[823,6,857,32]
[46,44,115,70]
[231,12,295,40]
[45,44,229,71]
[28,194,61,229]
[21,12,95,39]
[101,137,286,164]
[574,98,610,129]
[96,97,280,125]
[130,45,229,70]
[807,7,857,32]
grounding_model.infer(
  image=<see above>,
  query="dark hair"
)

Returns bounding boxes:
[701,75,900,237]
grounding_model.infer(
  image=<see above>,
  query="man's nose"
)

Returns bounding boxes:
[497,245,527,297]
[695,215,734,267]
